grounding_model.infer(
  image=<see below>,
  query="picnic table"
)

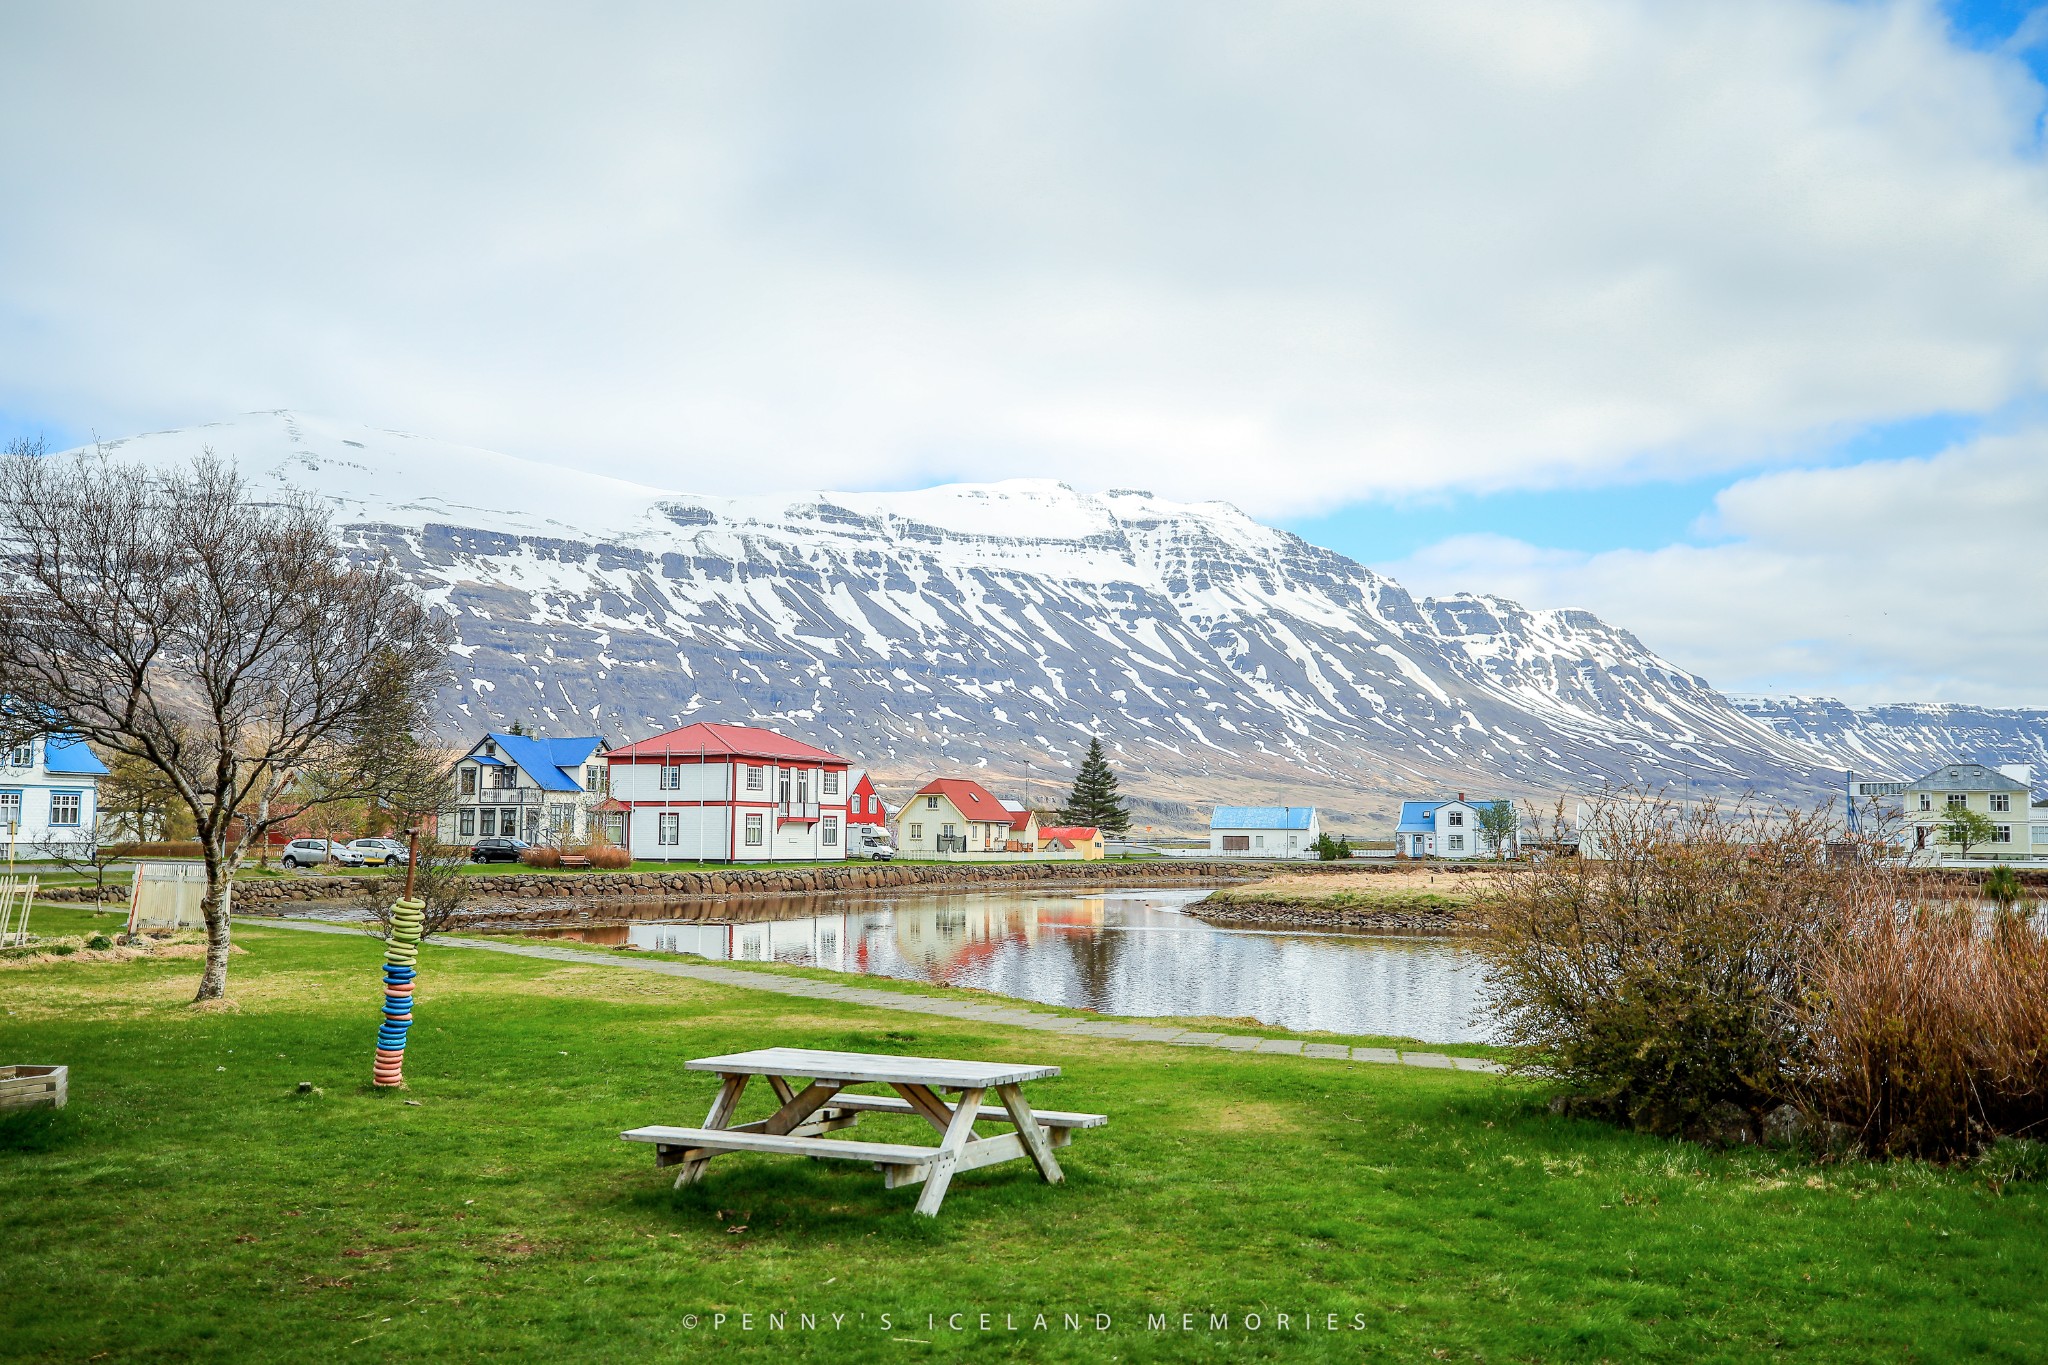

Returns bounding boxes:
[622,1047,1107,1217]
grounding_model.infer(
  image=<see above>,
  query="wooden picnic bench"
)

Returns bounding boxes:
[557,854,593,869]
[622,1047,1107,1217]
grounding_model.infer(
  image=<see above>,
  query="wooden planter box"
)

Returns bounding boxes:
[0,1064,67,1111]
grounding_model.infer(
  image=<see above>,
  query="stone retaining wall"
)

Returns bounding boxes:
[44,857,1313,907]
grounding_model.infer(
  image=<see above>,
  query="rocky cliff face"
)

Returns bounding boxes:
[82,412,2044,827]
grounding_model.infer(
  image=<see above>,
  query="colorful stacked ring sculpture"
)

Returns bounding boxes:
[373,898,426,1088]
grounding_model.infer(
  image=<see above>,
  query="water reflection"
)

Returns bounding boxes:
[524,886,1492,1043]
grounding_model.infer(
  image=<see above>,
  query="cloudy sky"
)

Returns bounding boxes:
[3,1,2046,707]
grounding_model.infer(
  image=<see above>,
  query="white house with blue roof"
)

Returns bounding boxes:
[1396,793,1513,859]
[1209,806,1320,858]
[1,733,109,856]
[447,731,610,847]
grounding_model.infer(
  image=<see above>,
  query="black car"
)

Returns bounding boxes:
[470,837,530,863]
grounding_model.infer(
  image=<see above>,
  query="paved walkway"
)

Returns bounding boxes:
[258,919,1506,1075]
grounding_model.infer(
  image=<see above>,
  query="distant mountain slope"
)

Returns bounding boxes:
[75,412,2045,827]
[1731,697,2048,785]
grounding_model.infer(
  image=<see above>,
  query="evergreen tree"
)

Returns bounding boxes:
[1060,737,1130,834]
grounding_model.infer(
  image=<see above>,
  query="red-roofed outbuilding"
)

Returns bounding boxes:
[605,722,852,862]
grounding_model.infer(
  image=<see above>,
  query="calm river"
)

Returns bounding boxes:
[522,885,1494,1044]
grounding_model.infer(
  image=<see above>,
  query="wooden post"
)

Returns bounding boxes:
[403,828,420,902]
[675,1073,749,1189]
[997,1083,1065,1185]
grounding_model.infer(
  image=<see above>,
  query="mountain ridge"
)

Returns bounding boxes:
[71,411,2046,829]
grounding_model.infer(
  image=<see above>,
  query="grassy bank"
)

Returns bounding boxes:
[3,907,2045,1361]
[1193,869,1487,918]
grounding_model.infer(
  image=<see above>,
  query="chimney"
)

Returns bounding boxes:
[1998,763,2034,788]
[1457,791,1465,802]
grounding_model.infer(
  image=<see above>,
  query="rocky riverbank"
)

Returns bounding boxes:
[1186,868,1492,933]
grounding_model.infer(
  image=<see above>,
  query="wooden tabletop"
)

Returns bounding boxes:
[686,1047,1060,1089]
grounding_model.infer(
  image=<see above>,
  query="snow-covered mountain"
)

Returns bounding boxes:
[74,412,2046,828]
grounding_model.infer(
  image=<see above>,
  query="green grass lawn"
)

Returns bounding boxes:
[3,907,2044,1362]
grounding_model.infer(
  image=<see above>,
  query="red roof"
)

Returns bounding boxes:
[607,722,845,764]
[1038,825,1099,842]
[909,778,1008,818]
[1006,806,1035,831]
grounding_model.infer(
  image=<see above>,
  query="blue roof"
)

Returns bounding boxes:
[474,732,603,792]
[1210,806,1315,830]
[1395,800,1446,833]
[43,734,109,776]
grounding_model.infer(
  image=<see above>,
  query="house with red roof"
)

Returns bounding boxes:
[604,722,851,862]
[845,768,888,831]
[1037,825,1104,860]
[894,778,1020,857]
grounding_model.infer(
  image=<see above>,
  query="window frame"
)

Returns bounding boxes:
[822,771,840,797]
[657,812,680,846]
[459,766,477,795]
[660,764,682,791]
[822,815,839,846]
[458,809,476,837]
[1991,793,2011,813]
[48,789,84,828]
[745,813,765,847]
[746,765,764,791]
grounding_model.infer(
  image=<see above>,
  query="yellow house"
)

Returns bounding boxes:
[1037,825,1104,860]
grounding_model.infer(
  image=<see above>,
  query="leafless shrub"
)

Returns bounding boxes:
[1478,790,1870,1142]
[357,842,472,937]
[1798,900,2048,1161]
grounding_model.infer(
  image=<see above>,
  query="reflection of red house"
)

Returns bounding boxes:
[846,768,887,829]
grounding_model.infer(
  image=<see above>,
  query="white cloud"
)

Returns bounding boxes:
[2,2,2047,515]
[1377,426,2048,707]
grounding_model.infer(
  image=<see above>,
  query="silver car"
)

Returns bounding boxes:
[279,838,368,869]
[347,838,413,867]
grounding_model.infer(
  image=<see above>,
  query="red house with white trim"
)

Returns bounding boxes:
[605,723,851,863]
[846,768,888,830]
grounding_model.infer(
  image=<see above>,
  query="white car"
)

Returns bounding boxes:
[347,838,413,867]
[279,838,369,869]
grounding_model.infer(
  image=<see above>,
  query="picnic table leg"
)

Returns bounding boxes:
[762,1079,843,1136]
[912,1085,985,1218]
[674,1072,749,1189]
[891,1082,973,1139]
[996,1083,1065,1185]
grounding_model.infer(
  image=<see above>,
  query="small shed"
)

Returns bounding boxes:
[1208,806,1319,858]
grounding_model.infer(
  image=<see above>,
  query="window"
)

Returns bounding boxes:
[660,764,682,790]
[458,809,475,837]
[823,771,840,796]
[1991,793,2011,812]
[942,822,956,838]
[1254,834,1265,849]
[822,816,839,846]
[658,812,680,845]
[796,770,810,805]
[1947,793,1967,809]
[1448,810,1464,827]
[2032,824,2048,845]
[779,769,792,806]
[491,765,515,789]
[584,764,606,793]
[1448,833,1465,852]
[926,796,939,810]
[478,809,497,837]
[1222,834,1250,852]
[1993,825,2013,844]
[745,813,764,846]
[460,766,477,795]
[49,791,82,827]
[6,745,30,768]
[909,823,923,841]
[0,791,19,828]
[1919,794,1931,811]
[746,765,764,791]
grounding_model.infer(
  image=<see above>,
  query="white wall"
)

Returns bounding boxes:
[629,802,733,861]
[609,759,732,803]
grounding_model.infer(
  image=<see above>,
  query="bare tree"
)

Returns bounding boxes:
[0,440,449,1000]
